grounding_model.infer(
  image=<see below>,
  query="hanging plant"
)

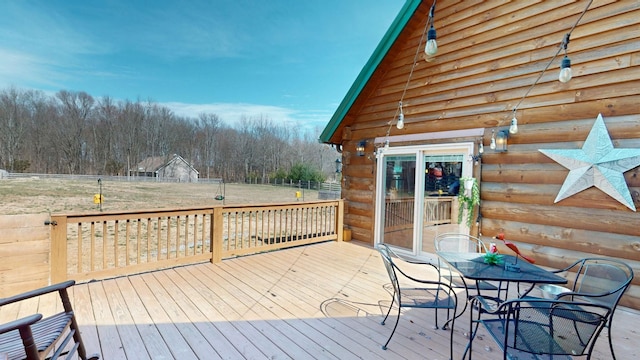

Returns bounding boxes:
[458,177,480,227]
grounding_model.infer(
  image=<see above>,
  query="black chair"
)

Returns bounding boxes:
[0,280,99,360]
[467,297,610,359]
[376,244,458,359]
[533,258,633,360]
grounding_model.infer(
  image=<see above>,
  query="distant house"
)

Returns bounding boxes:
[133,154,199,182]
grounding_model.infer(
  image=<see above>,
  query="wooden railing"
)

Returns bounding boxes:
[384,196,456,230]
[384,198,415,229]
[50,200,343,282]
[424,196,456,226]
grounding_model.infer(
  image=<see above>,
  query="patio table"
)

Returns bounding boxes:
[438,251,570,358]
[436,251,568,319]
[436,252,567,286]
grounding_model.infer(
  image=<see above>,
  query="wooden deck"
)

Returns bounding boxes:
[2,241,638,359]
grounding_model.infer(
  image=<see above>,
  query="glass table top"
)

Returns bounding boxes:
[437,252,567,284]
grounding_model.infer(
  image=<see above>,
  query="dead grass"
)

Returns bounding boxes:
[0,178,320,215]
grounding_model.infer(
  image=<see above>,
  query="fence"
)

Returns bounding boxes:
[4,172,223,184]
[50,200,344,283]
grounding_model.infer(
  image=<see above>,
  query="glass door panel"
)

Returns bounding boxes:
[421,153,466,254]
[380,154,416,251]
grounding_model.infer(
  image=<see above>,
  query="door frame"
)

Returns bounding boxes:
[374,141,475,257]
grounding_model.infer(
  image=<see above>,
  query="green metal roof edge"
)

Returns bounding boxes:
[319,0,422,144]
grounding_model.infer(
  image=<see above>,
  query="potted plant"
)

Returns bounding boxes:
[458,177,480,227]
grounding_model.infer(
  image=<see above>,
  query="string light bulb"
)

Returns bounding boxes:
[424,1,437,61]
[425,26,437,57]
[490,130,496,150]
[559,33,572,83]
[509,110,518,134]
[479,139,484,154]
[384,139,390,151]
[559,55,572,83]
[396,101,404,129]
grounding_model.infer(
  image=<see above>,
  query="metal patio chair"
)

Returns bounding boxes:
[0,280,99,360]
[467,297,610,359]
[533,257,633,360]
[376,244,458,359]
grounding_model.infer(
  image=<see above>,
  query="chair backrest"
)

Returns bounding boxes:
[434,233,488,253]
[502,299,610,357]
[377,244,401,302]
[569,258,633,309]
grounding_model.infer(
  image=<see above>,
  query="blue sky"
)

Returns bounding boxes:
[0,0,405,136]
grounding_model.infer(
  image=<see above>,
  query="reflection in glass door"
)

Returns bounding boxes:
[380,154,416,251]
[421,153,466,254]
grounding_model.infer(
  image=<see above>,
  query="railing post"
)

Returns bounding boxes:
[451,197,460,224]
[50,215,68,283]
[211,206,223,263]
[336,200,344,242]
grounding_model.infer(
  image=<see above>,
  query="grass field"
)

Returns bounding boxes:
[0,178,320,215]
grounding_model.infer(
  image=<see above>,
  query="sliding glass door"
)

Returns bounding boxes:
[375,143,474,257]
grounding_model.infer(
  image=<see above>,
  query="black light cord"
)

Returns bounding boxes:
[511,0,592,117]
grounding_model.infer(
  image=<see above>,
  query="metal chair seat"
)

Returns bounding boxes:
[468,297,610,359]
[382,283,456,309]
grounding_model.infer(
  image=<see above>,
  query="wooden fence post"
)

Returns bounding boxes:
[336,200,344,242]
[211,207,223,263]
[50,215,68,283]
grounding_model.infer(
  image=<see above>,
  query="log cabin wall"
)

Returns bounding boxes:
[327,0,640,308]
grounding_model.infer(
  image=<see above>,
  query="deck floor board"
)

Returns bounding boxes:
[3,241,637,359]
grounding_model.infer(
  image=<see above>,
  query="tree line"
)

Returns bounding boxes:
[0,86,339,182]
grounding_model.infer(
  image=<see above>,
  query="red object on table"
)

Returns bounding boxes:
[495,233,535,263]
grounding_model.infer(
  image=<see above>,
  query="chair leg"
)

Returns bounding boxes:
[61,288,100,360]
[70,316,91,360]
[381,307,401,350]
[607,323,616,360]
[434,306,439,330]
[466,299,483,360]
[447,312,455,360]
[381,295,396,326]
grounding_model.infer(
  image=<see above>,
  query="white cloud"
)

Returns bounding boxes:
[0,2,112,90]
[0,49,62,88]
[165,102,292,121]
[163,101,331,137]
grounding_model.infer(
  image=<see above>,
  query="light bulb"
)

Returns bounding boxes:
[396,112,404,129]
[509,117,518,134]
[479,141,484,154]
[490,132,496,150]
[559,55,572,83]
[424,26,438,57]
[384,140,389,150]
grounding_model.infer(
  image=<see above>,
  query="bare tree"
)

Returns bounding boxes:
[0,85,338,181]
[52,90,94,174]
[195,113,221,179]
[92,96,121,174]
[0,87,29,171]
[24,90,55,173]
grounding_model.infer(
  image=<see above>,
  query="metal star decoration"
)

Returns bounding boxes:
[539,113,640,211]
